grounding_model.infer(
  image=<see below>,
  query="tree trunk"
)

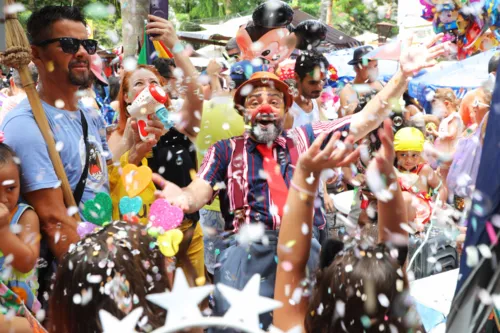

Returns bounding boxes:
[121,0,150,58]
[319,0,332,25]
[326,0,332,26]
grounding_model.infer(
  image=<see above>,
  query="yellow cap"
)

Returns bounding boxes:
[394,127,425,152]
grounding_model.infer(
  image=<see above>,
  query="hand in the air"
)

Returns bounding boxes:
[146,15,180,50]
[365,119,398,200]
[399,33,450,77]
[298,131,360,174]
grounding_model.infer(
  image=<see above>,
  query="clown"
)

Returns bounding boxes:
[394,127,447,229]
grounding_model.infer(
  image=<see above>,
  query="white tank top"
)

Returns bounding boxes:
[290,99,325,196]
[290,99,321,129]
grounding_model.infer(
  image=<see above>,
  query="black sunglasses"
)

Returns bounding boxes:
[34,37,98,55]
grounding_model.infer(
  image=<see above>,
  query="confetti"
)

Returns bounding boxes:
[486,221,498,245]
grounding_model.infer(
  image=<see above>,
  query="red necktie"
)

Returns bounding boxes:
[256,144,289,217]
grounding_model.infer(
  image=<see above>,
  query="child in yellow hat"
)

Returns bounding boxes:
[394,127,447,229]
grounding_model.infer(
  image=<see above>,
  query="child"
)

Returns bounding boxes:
[49,221,171,332]
[0,135,41,332]
[394,127,447,229]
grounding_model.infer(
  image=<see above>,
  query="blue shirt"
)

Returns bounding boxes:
[2,98,112,210]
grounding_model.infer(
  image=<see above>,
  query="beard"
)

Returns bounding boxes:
[250,118,283,143]
[68,59,91,86]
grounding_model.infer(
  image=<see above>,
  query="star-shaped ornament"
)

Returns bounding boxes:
[146,268,214,327]
[99,307,143,333]
[217,274,283,330]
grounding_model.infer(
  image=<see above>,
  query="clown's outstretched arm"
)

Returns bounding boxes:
[350,34,449,142]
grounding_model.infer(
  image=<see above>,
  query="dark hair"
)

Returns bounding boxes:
[108,76,121,102]
[306,244,417,333]
[152,58,176,80]
[488,53,500,74]
[294,51,329,81]
[0,143,21,175]
[27,6,87,44]
[49,221,171,333]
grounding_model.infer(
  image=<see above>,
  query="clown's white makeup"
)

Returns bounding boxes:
[244,87,286,143]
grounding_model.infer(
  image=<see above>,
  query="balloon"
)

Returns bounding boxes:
[157,229,184,257]
[294,20,327,50]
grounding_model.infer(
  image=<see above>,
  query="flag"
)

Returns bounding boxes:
[446,73,500,332]
[137,21,149,65]
[138,23,173,65]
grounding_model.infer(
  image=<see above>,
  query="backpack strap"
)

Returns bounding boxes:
[286,136,298,166]
[229,137,246,226]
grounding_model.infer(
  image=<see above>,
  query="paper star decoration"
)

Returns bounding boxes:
[102,268,288,333]
[146,268,214,327]
[217,274,283,329]
[99,306,143,333]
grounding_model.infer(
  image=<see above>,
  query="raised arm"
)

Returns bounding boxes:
[350,35,449,142]
[274,132,359,331]
[365,119,408,243]
[147,15,203,140]
[152,140,229,213]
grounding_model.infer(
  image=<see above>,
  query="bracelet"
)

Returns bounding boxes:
[290,180,316,198]
[172,41,184,54]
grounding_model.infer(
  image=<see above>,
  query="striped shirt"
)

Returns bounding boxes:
[198,117,352,230]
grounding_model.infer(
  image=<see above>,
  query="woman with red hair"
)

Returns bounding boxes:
[108,15,205,282]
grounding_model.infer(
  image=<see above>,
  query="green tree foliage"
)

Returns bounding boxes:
[332,0,397,36]
[17,0,122,49]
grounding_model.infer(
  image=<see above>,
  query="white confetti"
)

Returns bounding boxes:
[1,179,14,186]
[67,206,79,216]
[55,99,65,109]
[73,293,82,304]
[301,223,309,235]
[477,244,492,259]
[55,141,65,152]
[345,264,353,273]
[222,123,230,130]
[465,246,479,267]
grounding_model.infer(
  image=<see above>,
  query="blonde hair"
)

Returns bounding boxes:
[433,88,460,111]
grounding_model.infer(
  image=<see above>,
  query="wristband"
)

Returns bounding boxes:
[290,180,316,198]
[172,42,184,54]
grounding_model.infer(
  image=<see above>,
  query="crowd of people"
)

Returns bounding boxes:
[0,2,496,333]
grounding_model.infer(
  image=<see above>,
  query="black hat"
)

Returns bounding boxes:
[348,45,374,66]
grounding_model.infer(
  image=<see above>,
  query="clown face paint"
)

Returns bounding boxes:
[244,87,285,143]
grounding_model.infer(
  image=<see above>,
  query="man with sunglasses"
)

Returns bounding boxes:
[1,6,164,261]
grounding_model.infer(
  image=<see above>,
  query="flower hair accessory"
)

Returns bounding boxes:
[0,131,5,143]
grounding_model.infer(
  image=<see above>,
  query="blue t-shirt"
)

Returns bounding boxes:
[1,98,111,209]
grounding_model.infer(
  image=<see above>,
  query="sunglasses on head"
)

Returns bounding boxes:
[34,37,98,55]
[472,98,490,108]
